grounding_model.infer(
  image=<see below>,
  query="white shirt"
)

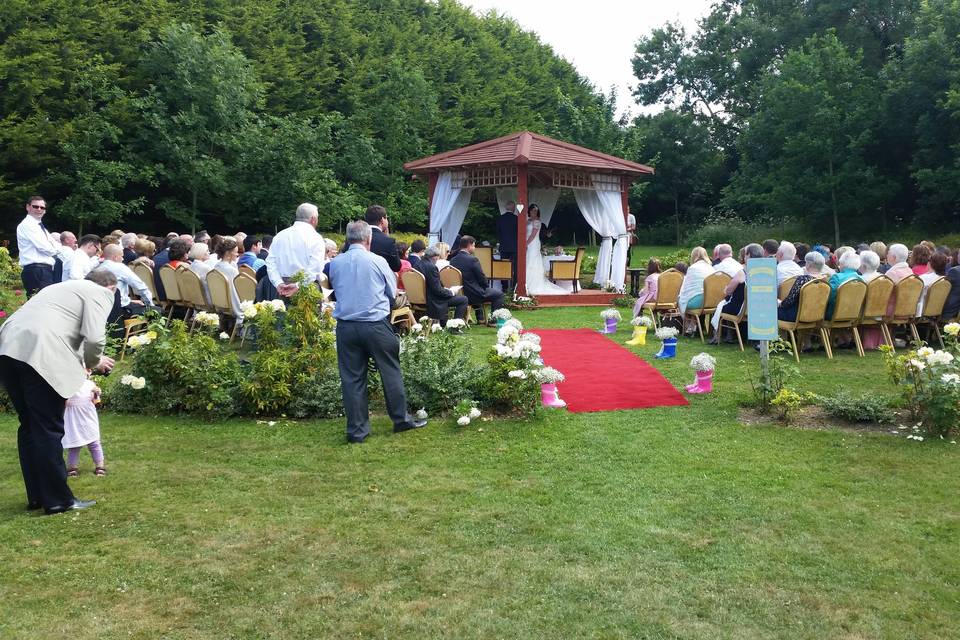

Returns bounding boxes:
[714,256,742,278]
[678,260,716,313]
[190,260,213,304]
[59,246,76,282]
[100,259,153,306]
[918,271,942,316]
[69,251,98,280]
[776,259,804,284]
[266,221,326,288]
[860,271,881,283]
[626,213,636,230]
[16,215,58,266]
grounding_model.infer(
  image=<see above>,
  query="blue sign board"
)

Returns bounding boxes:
[746,257,779,341]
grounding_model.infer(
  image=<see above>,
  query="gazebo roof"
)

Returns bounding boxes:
[403,131,654,177]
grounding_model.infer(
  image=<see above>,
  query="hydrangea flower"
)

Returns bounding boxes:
[457,416,471,426]
[926,350,954,366]
[468,407,481,419]
[219,332,230,340]
[631,316,653,327]
[507,370,527,379]
[944,322,960,336]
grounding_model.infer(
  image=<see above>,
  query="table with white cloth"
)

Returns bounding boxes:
[542,255,576,292]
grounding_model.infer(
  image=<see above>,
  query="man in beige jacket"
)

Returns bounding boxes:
[0,269,117,515]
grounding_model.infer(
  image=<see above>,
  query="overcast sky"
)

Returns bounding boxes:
[459,0,714,118]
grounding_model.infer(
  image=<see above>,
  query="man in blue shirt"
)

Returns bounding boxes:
[238,236,267,278]
[329,221,427,443]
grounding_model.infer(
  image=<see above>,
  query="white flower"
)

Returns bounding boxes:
[497,325,520,345]
[194,311,219,327]
[126,333,154,348]
[507,369,527,379]
[917,346,934,359]
[631,316,653,327]
[410,323,422,333]
[445,318,466,330]
[219,331,230,340]
[533,366,565,384]
[504,318,524,331]
[415,409,428,420]
[518,332,541,345]
[944,322,960,336]
[908,358,926,371]
[600,308,622,321]
[655,326,679,340]
[468,407,481,418]
[240,300,257,319]
[491,309,512,320]
[130,376,146,390]
[418,316,431,326]
[430,323,441,333]
[494,344,513,358]
[120,374,136,386]
[690,353,717,372]
[270,299,286,312]
[926,350,954,366]
[941,373,960,386]
[457,416,471,426]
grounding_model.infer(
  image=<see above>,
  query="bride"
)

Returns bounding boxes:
[524,204,568,295]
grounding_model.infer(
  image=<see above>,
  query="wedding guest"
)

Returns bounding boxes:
[120,233,139,264]
[870,241,889,273]
[883,243,914,319]
[794,243,810,266]
[396,242,413,290]
[678,247,715,332]
[99,244,155,318]
[917,252,949,316]
[632,258,661,318]
[16,195,60,296]
[826,251,863,319]
[365,205,402,272]
[910,243,932,275]
[133,238,155,266]
[329,220,426,443]
[414,245,467,322]
[214,238,245,327]
[942,249,960,320]
[776,241,804,284]
[859,251,882,282]
[67,235,102,281]
[674,262,688,275]
[762,239,780,257]
[710,243,764,340]
[407,239,426,270]
[167,240,189,270]
[56,231,78,283]
[188,243,214,304]
[258,234,272,260]
[63,374,106,478]
[434,242,451,270]
[449,235,504,324]
[266,203,327,298]
[238,236,267,274]
[713,244,742,278]
[778,252,825,322]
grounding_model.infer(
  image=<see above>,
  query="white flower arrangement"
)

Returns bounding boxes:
[497,325,520,345]
[690,352,717,372]
[518,332,541,345]
[600,308,622,321]
[925,350,955,366]
[410,323,423,333]
[219,331,230,340]
[533,366,565,384]
[944,322,960,336]
[491,309,512,321]
[194,311,220,327]
[240,300,258,319]
[504,318,524,331]
[418,316,431,326]
[468,407,481,419]
[631,315,654,327]
[120,375,146,390]
[430,323,442,333]
[507,369,527,379]
[655,326,679,340]
[493,344,514,358]
[445,318,466,330]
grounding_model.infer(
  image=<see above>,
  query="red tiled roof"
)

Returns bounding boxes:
[403,131,654,176]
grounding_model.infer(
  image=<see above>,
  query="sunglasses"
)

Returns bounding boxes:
[30,204,46,210]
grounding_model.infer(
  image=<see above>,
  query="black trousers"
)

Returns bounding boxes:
[468,288,505,321]
[499,250,516,291]
[431,295,468,322]
[0,356,75,510]
[336,319,415,441]
[21,263,54,297]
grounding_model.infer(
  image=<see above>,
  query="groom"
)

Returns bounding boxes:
[495,201,518,291]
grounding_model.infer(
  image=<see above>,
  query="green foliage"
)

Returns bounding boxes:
[770,388,816,423]
[817,391,896,424]
[0,247,24,324]
[610,296,634,308]
[751,340,799,412]
[399,321,483,414]
[685,212,810,254]
[879,336,960,437]
[651,248,691,269]
[477,349,542,417]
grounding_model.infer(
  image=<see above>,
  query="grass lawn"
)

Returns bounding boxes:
[1,307,958,638]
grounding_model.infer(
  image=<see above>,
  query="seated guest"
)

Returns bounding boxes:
[678,247,714,332]
[674,261,688,275]
[57,231,77,282]
[870,241,889,273]
[188,243,214,304]
[414,245,467,323]
[407,239,426,270]
[434,242,451,270]
[826,251,863,319]
[396,242,413,290]
[120,233,139,264]
[166,239,189,270]
[710,243,763,339]
[713,244,741,278]
[942,249,960,320]
[68,235,102,280]
[194,230,211,245]
[99,244,156,317]
[762,239,779,257]
[859,251,882,282]
[213,238,244,328]
[207,235,223,264]
[321,238,339,281]
[776,241,804,284]
[811,244,836,276]
[778,252,826,322]
[856,243,871,254]
[238,236,267,273]
[883,243,914,318]
[910,243,932,275]
[449,235,504,324]
[258,234,272,260]
[632,258,661,318]
[918,252,949,316]
[794,243,810,266]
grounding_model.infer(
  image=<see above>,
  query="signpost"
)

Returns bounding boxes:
[746,258,779,387]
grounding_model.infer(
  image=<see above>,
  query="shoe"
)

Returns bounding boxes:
[66,467,79,478]
[44,499,96,515]
[394,418,428,433]
[346,434,367,444]
[26,502,42,511]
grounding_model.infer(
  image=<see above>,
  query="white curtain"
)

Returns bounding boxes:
[429,172,474,246]
[574,175,627,288]
[495,187,562,225]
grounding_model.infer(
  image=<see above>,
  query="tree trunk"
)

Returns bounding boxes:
[828,158,839,248]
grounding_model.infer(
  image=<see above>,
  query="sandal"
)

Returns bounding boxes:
[94,467,106,477]
[66,467,79,478]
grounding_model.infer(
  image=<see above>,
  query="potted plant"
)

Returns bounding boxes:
[626,315,653,346]
[686,352,717,393]
[600,308,622,334]
[654,326,679,359]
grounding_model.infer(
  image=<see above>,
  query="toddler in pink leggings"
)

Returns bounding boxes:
[62,377,106,477]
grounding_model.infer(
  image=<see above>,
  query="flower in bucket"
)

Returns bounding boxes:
[454,399,480,426]
[533,366,565,384]
[497,324,520,345]
[600,308,622,321]
[632,316,653,327]
[690,353,717,372]
[655,327,679,340]
[491,309,512,321]
[504,317,524,331]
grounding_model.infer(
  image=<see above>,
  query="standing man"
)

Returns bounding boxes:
[414,245,469,323]
[329,221,427,443]
[449,235,504,324]
[266,203,327,298]
[364,205,402,272]
[0,269,117,514]
[626,209,637,267]
[67,235,102,280]
[495,200,519,291]
[16,195,60,296]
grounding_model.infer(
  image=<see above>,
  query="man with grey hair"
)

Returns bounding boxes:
[266,202,327,298]
[329,220,426,443]
[0,268,117,514]
[710,243,763,339]
[775,241,804,284]
[120,232,139,264]
[713,243,741,278]
[414,245,469,322]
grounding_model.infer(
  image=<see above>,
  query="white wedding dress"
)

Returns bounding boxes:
[524,219,567,295]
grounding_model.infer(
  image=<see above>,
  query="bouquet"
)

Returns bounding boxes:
[445,318,467,331]
[533,366,565,384]
[600,308,622,321]
[491,309,513,321]
[655,326,679,340]
[690,353,717,372]
[631,316,653,327]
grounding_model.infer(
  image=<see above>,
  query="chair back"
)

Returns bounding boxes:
[830,279,867,323]
[239,264,257,279]
[159,265,182,303]
[778,277,796,300]
[234,274,256,303]
[701,272,731,310]
[473,247,493,279]
[132,262,159,303]
[439,266,462,288]
[921,277,951,318]
[891,275,923,318]
[175,267,206,308]
[572,247,585,279]
[655,269,683,304]
[206,269,233,315]
[862,276,894,317]
[795,280,830,324]
[401,270,427,306]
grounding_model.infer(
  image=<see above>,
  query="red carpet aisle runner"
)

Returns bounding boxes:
[534,328,688,413]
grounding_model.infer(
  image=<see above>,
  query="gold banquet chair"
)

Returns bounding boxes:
[778,276,797,301]
[915,277,952,347]
[858,276,895,348]
[549,247,585,293]
[820,278,867,358]
[175,267,210,330]
[884,275,924,348]
[132,262,162,311]
[401,270,429,318]
[158,264,188,320]
[718,286,749,351]
[685,271,730,343]
[234,273,257,304]
[778,279,830,363]
[473,246,494,280]
[206,269,239,341]
[641,268,683,331]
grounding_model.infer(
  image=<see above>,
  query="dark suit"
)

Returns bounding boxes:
[407,254,422,271]
[123,247,138,264]
[450,251,504,321]
[942,266,960,320]
[414,259,467,321]
[258,248,269,261]
[371,228,401,272]
[152,248,170,300]
[495,212,519,288]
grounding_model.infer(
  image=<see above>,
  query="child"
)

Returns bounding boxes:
[62,374,106,477]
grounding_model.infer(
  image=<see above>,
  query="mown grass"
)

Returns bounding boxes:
[1,307,958,639]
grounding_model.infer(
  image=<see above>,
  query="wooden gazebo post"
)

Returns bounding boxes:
[516,163,529,296]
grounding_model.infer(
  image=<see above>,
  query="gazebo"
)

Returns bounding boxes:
[403,131,654,301]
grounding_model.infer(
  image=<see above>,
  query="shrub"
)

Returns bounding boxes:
[288,363,347,419]
[770,387,815,423]
[399,320,483,414]
[0,247,25,325]
[651,248,691,269]
[817,391,895,424]
[750,340,799,412]
[685,211,809,252]
[879,335,960,437]
[611,296,634,308]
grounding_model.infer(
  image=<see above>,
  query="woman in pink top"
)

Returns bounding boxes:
[396,241,412,290]
[910,243,932,275]
[632,258,661,318]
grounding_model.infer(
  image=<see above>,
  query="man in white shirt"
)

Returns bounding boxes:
[776,241,804,284]
[266,203,326,297]
[626,210,637,266]
[16,195,60,296]
[99,244,155,315]
[67,235,102,281]
[713,244,742,278]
